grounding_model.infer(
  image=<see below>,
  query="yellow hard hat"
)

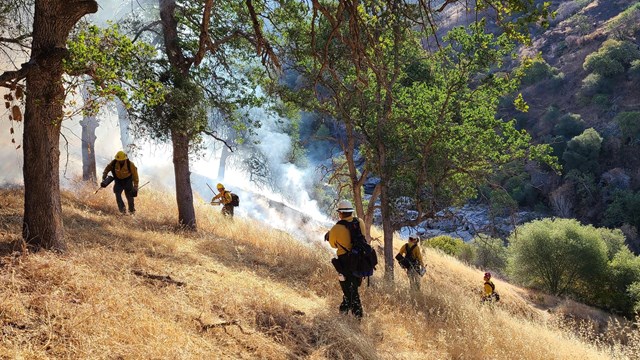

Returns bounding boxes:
[216,183,225,190]
[115,151,127,161]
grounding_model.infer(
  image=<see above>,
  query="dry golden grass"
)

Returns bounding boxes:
[0,186,638,359]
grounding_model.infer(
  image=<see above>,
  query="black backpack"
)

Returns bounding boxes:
[486,281,500,302]
[337,218,378,278]
[229,192,239,207]
[397,244,418,269]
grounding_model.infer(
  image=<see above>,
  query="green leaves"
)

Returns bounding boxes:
[65,23,165,116]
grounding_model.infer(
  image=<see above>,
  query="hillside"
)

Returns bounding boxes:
[0,187,638,359]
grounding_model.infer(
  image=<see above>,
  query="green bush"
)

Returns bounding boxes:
[521,58,559,86]
[597,227,627,260]
[457,241,475,264]
[507,218,609,296]
[628,281,640,313]
[614,111,640,143]
[580,73,612,97]
[562,128,602,174]
[549,135,567,158]
[554,113,585,139]
[426,235,466,257]
[603,190,640,231]
[600,248,640,316]
[630,60,640,81]
[591,94,611,109]
[607,3,640,38]
[543,105,562,125]
[583,39,640,77]
[472,235,508,274]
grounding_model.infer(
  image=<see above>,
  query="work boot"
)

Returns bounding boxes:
[339,297,350,315]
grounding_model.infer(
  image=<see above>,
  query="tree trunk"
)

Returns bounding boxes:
[22,0,97,251]
[218,140,231,180]
[79,113,98,182]
[171,129,197,229]
[378,147,394,282]
[80,84,98,182]
[115,98,132,151]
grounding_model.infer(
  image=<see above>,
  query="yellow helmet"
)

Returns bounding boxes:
[115,151,127,161]
[216,183,225,190]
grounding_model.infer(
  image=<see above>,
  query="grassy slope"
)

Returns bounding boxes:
[0,187,638,359]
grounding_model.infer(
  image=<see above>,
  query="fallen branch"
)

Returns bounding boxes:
[195,317,251,335]
[132,270,186,287]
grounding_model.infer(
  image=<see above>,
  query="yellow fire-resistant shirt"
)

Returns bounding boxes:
[484,280,495,297]
[102,160,139,187]
[211,190,233,205]
[398,242,425,267]
[328,216,366,256]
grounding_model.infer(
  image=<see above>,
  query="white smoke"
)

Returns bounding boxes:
[0,0,335,244]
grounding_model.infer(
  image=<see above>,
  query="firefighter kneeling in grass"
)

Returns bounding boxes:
[210,183,234,218]
[396,233,426,290]
[481,272,500,303]
[101,151,139,215]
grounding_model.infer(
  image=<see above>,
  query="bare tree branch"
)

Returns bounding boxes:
[193,0,214,67]
[245,0,280,69]
[203,129,234,151]
[0,34,31,45]
[131,20,162,43]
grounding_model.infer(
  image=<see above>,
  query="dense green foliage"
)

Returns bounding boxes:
[425,235,467,257]
[562,128,602,174]
[470,235,508,274]
[65,24,165,115]
[604,190,640,232]
[583,39,640,77]
[507,218,609,295]
[614,112,640,143]
[554,113,585,139]
[507,218,640,315]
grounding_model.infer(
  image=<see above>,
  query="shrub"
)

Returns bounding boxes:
[583,39,640,77]
[472,235,508,274]
[543,105,562,125]
[549,135,567,158]
[507,218,609,296]
[603,190,640,231]
[601,248,640,316]
[614,111,640,143]
[554,113,586,139]
[630,60,640,81]
[562,128,602,174]
[580,73,612,97]
[425,235,466,257]
[607,2,640,38]
[628,281,640,313]
[591,94,611,109]
[521,58,559,86]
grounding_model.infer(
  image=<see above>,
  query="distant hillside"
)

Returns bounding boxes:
[1,187,638,359]
[452,0,640,251]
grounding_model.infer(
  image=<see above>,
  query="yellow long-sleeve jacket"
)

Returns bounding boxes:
[398,242,425,267]
[328,216,366,256]
[211,190,232,205]
[102,160,139,187]
[484,280,495,297]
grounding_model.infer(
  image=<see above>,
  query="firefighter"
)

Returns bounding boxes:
[101,151,139,214]
[210,183,234,217]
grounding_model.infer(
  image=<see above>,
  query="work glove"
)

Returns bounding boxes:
[131,186,138,197]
